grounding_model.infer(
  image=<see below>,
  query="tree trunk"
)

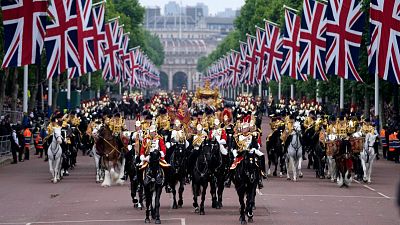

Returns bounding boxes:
[351,85,356,106]
[52,75,61,112]
[0,69,9,112]
[11,68,19,112]
[364,85,370,119]
[28,64,40,112]
[393,84,399,120]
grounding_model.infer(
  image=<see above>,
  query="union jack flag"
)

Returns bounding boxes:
[281,9,307,81]
[326,0,364,82]
[243,35,257,85]
[1,0,47,68]
[102,20,121,81]
[263,21,283,82]
[299,0,327,81]
[45,0,79,78]
[229,50,241,87]
[129,47,140,87]
[120,33,131,82]
[255,27,268,83]
[68,0,97,78]
[369,0,400,84]
[239,41,248,81]
[92,2,105,71]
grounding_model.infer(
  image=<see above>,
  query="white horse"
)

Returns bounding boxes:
[48,127,63,183]
[90,123,105,183]
[326,133,337,182]
[360,133,377,183]
[286,121,303,181]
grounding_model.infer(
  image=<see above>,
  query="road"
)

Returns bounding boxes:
[0,117,399,225]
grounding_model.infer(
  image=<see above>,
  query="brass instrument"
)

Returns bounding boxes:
[193,134,206,147]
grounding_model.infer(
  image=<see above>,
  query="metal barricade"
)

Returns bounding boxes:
[0,135,11,156]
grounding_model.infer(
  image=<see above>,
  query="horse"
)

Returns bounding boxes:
[325,133,338,182]
[168,143,188,209]
[285,121,303,181]
[89,123,105,183]
[360,133,377,183]
[335,138,353,187]
[310,128,326,179]
[142,150,165,224]
[95,125,127,187]
[232,150,259,224]
[47,127,63,184]
[266,126,285,177]
[192,139,213,215]
[209,138,229,209]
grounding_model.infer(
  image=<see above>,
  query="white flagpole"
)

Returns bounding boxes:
[119,82,122,95]
[23,65,28,113]
[340,77,344,111]
[290,84,294,99]
[278,80,282,100]
[67,78,71,111]
[246,84,249,94]
[88,72,91,88]
[48,77,52,117]
[375,73,379,117]
[259,83,262,97]
[316,80,321,103]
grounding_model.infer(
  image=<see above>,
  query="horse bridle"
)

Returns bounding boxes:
[195,144,210,177]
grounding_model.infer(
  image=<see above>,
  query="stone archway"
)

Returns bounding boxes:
[159,71,168,90]
[172,71,188,91]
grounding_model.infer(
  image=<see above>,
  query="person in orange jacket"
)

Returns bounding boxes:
[388,129,400,163]
[380,126,389,159]
[22,125,32,160]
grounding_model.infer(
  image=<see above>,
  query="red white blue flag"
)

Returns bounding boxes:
[326,0,364,82]
[369,0,400,84]
[281,9,307,81]
[299,0,327,81]
[1,0,47,68]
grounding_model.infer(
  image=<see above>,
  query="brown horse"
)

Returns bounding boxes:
[96,125,128,187]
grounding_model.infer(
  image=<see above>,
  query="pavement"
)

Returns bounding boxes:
[0,117,399,225]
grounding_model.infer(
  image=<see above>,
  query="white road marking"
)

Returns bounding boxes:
[354,180,392,199]
[259,193,390,199]
[377,192,391,199]
[0,218,186,225]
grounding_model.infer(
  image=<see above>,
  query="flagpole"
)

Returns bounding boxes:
[67,77,71,111]
[48,77,52,118]
[259,83,262,97]
[290,84,294,99]
[375,73,379,117]
[23,65,28,114]
[88,72,91,88]
[340,77,344,112]
[316,80,321,103]
[278,80,282,100]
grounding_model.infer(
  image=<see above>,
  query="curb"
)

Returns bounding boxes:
[0,155,12,167]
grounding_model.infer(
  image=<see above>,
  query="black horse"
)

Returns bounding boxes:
[168,143,187,209]
[191,139,214,215]
[124,136,143,209]
[208,138,229,209]
[232,151,259,224]
[310,129,326,179]
[266,126,285,176]
[142,150,164,224]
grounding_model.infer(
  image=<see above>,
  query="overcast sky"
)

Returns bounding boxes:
[138,0,245,15]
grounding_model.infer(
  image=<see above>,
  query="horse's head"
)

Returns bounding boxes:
[149,150,161,167]
[364,133,377,150]
[294,121,302,133]
[171,144,186,168]
[53,128,63,144]
[200,139,213,162]
[241,151,259,183]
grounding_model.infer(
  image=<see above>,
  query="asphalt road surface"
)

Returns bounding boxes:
[0,117,399,225]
